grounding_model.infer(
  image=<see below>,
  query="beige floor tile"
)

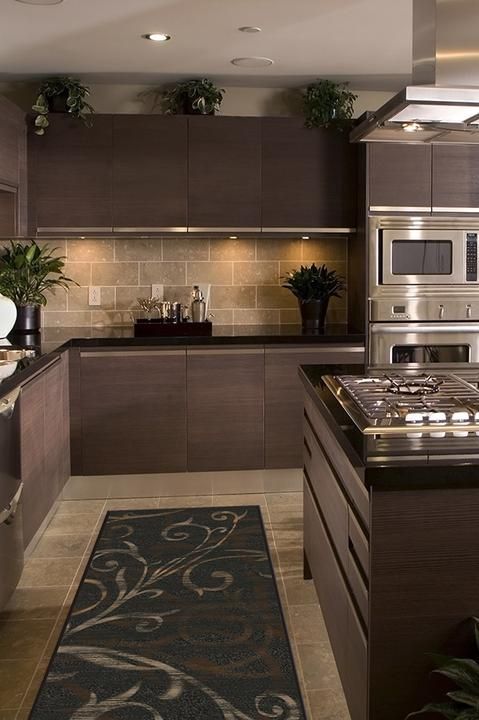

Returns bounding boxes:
[212,494,267,508]
[104,498,159,510]
[0,587,69,622]
[62,475,112,499]
[55,500,105,515]
[44,513,101,536]
[0,711,23,720]
[308,689,350,720]
[0,619,55,661]
[158,495,213,508]
[0,660,38,709]
[266,492,303,507]
[19,557,81,588]
[297,643,343,692]
[283,578,318,606]
[32,533,91,559]
[277,546,304,581]
[20,658,49,711]
[271,526,303,548]
[289,605,329,645]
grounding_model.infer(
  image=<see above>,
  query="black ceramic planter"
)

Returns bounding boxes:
[13,305,41,333]
[299,299,329,331]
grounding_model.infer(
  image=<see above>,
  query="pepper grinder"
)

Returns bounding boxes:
[191,285,206,322]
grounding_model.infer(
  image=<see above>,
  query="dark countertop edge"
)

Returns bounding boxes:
[0,350,65,399]
[299,366,479,486]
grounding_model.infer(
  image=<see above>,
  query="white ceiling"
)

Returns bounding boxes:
[0,0,413,89]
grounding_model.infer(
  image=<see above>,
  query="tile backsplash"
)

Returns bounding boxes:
[5,236,349,327]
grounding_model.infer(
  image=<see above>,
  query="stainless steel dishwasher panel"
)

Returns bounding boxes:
[0,386,23,610]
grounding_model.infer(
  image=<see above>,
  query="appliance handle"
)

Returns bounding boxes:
[0,387,21,420]
[0,482,23,526]
[370,323,479,334]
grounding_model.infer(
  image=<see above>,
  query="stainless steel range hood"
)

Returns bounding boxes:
[351,0,479,144]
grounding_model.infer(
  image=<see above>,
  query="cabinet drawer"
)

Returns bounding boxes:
[304,416,349,569]
[349,508,369,580]
[347,550,368,629]
[304,478,348,674]
[345,593,368,720]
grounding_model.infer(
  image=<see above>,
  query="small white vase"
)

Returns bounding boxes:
[0,294,17,338]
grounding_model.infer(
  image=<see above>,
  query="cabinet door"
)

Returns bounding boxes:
[112,116,187,231]
[188,117,262,229]
[0,97,27,235]
[432,145,479,211]
[80,350,187,475]
[187,348,264,471]
[262,118,358,228]
[29,114,113,232]
[265,347,364,469]
[368,143,432,211]
[44,360,67,497]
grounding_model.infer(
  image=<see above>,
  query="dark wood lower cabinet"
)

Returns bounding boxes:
[265,346,364,468]
[303,389,479,720]
[80,350,187,475]
[187,348,264,471]
[20,353,70,548]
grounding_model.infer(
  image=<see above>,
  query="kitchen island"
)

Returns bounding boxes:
[300,366,479,720]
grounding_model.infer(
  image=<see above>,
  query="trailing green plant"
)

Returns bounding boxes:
[303,79,357,129]
[32,76,94,135]
[0,240,78,306]
[160,78,225,115]
[406,617,479,720]
[282,263,346,303]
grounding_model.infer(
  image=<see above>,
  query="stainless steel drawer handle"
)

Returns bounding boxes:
[0,483,23,526]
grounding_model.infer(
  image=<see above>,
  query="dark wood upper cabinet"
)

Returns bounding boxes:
[262,118,358,228]
[0,96,27,236]
[112,115,188,231]
[29,114,113,233]
[188,116,262,229]
[432,144,479,210]
[368,143,432,211]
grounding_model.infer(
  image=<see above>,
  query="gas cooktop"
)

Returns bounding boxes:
[323,373,479,436]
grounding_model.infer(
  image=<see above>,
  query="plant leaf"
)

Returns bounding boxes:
[448,691,479,708]
[406,702,463,719]
[432,658,479,694]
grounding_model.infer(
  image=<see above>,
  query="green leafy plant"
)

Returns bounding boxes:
[407,617,479,720]
[160,78,225,115]
[282,263,346,303]
[0,240,78,306]
[303,79,357,129]
[32,76,94,136]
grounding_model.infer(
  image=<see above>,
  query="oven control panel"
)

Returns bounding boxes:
[466,233,478,281]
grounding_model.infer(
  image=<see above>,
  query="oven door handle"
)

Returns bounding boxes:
[0,483,23,526]
[370,323,479,334]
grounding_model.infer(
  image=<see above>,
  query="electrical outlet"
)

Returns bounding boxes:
[151,284,164,300]
[88,286,101,306]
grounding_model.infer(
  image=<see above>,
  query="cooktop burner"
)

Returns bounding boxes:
[323,373,479,436]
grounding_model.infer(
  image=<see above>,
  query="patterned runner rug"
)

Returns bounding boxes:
[29,506,306,719]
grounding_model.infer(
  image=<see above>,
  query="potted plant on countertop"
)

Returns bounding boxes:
[282,263,346,331]
[160,78,225,115]
[406,616,479,719]
[303,79,357,129]
[0,240,78,333]
[32,76,95,135]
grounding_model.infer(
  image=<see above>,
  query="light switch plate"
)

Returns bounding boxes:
[151,284,164,300]
[88,286,101,306]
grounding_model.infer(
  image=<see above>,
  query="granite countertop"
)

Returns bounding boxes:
[300,365,479,485]
[0,323,365,398]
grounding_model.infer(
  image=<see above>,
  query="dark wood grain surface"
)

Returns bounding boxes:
[368,143,432,209]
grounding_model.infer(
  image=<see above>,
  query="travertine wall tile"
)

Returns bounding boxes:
[115,238,162,262]
[257,285,297,309]
[63,262,91,286]
[91,262,138,286]
[43,311,92,327]
[234,261,279,285]
[68,286,115,311]
[233,308,280,325]
[139,262,186,286]
[163,237,209,261]
[210,286,256,309]
[116,286,150,310]
[210,238,255,261]
[67,239,114,263]
[187,261,233,285]
[257,238,302,261]
[302,237,347,262]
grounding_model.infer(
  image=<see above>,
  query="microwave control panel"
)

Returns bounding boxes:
[466,233,478,281]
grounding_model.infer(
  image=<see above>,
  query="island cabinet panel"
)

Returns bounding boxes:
[79,350,187,475]
[186,348,264,471]
[112,115,188,231]
[261,118,358,228]
[29,114,113,233]
[264,346,364,468]
[432,144,479,211]
[187,117,262,229]
[368,143,432,211]
[20,355,70,548]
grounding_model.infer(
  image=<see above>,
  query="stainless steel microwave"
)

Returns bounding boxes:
[380,228,479,285]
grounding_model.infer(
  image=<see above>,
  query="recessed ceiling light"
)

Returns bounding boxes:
[301,235,310,240]
[238,26,262,33]
[231,57,274,68]
[229,235,238,240]
[143,33,171,42]
[15,0,63,4]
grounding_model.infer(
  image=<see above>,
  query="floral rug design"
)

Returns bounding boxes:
[29,506,306,719]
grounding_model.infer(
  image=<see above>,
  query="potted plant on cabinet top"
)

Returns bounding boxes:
[160,78,225,115]
[0,240,78,333]
[32,76,95,136]
[303,79,357,129]
[283,263,346,331]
